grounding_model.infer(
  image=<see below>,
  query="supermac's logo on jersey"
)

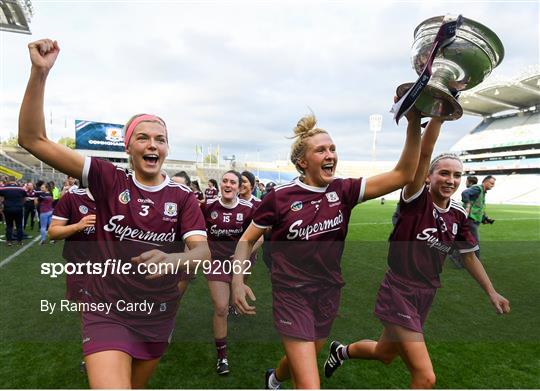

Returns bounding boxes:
[211,211,219,220]
[79,205,89,214]
[326,192,339,203]
[118,190,130,204]
[164,202,177,217]
[291,201,303,212]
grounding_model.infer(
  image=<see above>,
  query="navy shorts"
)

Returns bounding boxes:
[272,285,341,341]
[374,272,436,333]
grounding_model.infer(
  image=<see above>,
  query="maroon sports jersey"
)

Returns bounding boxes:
[37,191,54,213]
[52,188,97,262]
[204,187,218,200]
[202,197,254,261]
[81,157,207,330]
[252,177,365,288]
[388,186,478,288]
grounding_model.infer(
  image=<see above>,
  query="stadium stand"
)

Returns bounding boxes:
[451,66,540,205]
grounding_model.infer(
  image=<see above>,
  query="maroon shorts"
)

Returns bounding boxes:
[374,272,436,333]
[272,285,341,341]
[81,311,172,360]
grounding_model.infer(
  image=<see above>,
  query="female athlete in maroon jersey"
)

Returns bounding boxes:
[323,119,510,388]
[19,39,210,389]
[49,188,97,302]
[202,170,258,375]
[232,110,424,389]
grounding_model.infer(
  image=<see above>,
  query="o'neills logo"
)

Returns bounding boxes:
[287,211,344,240]
[103,215,176,243]
[416,228,452,253]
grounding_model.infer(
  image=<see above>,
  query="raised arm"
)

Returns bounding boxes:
[402,118,443,199]
[363,108,422,201]
[18,39,85,179]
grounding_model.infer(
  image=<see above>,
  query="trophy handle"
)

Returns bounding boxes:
[396,82,463,121]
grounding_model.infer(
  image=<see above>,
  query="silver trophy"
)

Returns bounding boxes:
[396,15,504,120]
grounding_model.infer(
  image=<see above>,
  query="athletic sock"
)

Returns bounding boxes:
[215,337,228,360]
[337,344,349,361]
[269,371,281,388]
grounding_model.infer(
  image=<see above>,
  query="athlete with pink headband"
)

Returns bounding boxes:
[19,38,211,388]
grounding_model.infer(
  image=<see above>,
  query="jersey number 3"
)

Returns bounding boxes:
[139,205,150,216]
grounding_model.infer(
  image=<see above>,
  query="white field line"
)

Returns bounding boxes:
[0,236,40,269]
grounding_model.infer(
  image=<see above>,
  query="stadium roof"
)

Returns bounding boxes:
[458,66,540,116]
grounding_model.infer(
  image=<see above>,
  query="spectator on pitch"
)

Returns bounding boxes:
[36,182,54,245]
[50,180,60,206]
[0,175,27,246]
[449,175,479,268]
[24,182,37,231]
[232,108,424,389]
[462,175,496,259]
[465,175,478,188]
[205,178,219,201]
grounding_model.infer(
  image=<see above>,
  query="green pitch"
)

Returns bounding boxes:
[1,202,539,388]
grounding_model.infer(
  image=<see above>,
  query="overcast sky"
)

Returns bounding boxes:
[1,0,538,163]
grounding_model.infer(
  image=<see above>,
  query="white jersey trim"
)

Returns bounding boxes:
[459,245,479,254]
[450,201,468,217]
[167,182,192,193]
[238,199,254,208]
[358,177,366,204]
[219,197,240,209]
[182,230,208,241]
[274,181,297,192]
[294,177,328,193]
[131,171,170,193]
[402,185,425,204]
[82,156,91,188]
[252,221,271,230]
[52,215,68,221]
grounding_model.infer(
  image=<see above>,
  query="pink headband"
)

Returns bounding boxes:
[124,114,167,149]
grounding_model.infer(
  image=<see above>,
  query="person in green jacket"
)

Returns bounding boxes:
[461,175,496,259]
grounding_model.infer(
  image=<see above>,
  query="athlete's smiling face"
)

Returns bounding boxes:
[299,133,337,187]
[220,173,240,202]
[240,175,252,198]
[428,158,463,204]
[126,121,168,184]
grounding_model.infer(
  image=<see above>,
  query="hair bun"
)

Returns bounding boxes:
[293,115,317,138]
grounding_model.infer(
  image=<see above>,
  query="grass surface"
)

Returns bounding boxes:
[0,202,539,388]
